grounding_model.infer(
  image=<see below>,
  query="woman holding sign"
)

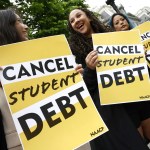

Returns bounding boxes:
[0,8,28,150]
[109,13,150,143]
[67,8,149,150]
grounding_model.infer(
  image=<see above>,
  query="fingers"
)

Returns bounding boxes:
[86,50,98,70]
[75,64,84,74]
[86,50,98,63]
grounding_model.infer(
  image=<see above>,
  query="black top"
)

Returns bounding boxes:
[0,110,8,150]
[83,67,149,150]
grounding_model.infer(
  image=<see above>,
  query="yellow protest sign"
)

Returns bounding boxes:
[0,35,108,150]
[92,30,150,105]
[133,21,150,67]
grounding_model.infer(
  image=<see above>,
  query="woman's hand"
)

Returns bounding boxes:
[75,64,84,75]
[86,50,98,70]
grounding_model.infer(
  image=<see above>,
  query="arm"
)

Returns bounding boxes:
[83,67,98,95]
[76,50,99,95]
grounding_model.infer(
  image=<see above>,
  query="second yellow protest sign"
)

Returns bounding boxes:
[92,30,150,105]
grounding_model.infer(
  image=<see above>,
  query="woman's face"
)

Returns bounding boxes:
[15,14,29,41]
[69,9,94,37]
[113,15,129,31]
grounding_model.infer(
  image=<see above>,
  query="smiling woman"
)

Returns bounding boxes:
[67,7,149,150]
[0,9,28,45]
[15,14,28,41]
[69,9,94,37]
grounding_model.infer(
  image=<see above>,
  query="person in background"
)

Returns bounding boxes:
[109,13,150,143]
[0,8,28,150]
[108,13,135,31]
[67,7,149,150]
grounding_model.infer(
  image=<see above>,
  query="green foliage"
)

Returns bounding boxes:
[14,0,88,39]
[0,0,13,9]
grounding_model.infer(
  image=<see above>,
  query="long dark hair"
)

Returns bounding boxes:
[67,8,113,67]
[0,9,22,46]
[109,13,135,30]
